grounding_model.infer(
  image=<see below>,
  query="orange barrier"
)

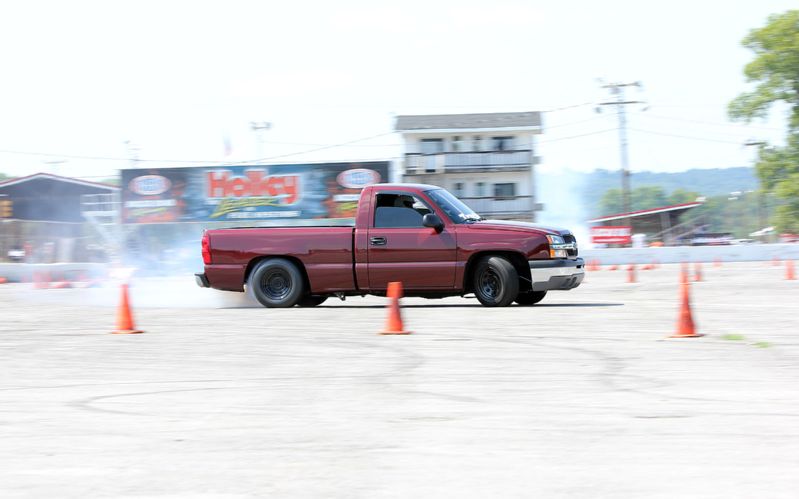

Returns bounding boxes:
[671,277,703,338]
[112,284,144,335]
[380,281,411,335]
[627,264,636,283]
[787,260,796,281]
[694,262,703,282]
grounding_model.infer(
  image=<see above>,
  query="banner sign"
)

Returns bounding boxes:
[121,162,388,223]
[590,225,632,245]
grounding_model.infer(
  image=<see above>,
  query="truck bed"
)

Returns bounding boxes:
[205,226,356,292]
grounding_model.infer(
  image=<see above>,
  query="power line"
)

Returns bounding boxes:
[0,131,400,165]
[538,128,616,143]
[628,128,747,145]
[640,114,784,132]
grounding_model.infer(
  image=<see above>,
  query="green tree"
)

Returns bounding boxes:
[729,10,799,233]
[668,189,701,205]
[598,186,667,215]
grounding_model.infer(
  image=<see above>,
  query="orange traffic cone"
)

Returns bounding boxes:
[787,260,796,281]
[0,277,7,284]
[112,283,144,334]
[714,257,722,268]
[694,262,703,282]
[627,264,636,283]
[671,278,703,338]
[380,281,411,335]
[608,264,618,271]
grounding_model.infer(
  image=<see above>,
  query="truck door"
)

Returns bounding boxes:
[367,191,457,290]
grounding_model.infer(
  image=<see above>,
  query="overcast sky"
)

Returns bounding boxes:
[0,0,795,180]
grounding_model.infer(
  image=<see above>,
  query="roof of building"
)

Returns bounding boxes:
[588,202,703,224]
[395,112,542,132]
[0,172,119,191]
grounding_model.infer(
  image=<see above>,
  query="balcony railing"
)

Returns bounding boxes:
[405,150,532,174]
[459,196,534,216]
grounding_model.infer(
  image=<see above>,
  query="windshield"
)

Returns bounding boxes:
[425,188,482,224]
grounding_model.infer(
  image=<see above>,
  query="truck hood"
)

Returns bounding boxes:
[467,219,573,236]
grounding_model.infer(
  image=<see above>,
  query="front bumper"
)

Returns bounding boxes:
[529,257,584,291]
[195,272,210,288]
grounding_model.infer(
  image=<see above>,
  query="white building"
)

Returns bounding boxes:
[394,111,543,221]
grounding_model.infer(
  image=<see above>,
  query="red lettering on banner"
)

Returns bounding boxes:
[206,169,300,204]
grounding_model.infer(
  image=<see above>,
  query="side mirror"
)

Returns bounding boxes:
[422,213,444,233]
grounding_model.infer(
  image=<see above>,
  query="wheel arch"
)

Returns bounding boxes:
[463,250,532,293]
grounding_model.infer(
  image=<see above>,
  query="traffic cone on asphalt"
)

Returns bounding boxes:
[380,281,411,335]
[33,271,50,289]
[694,262,703,282]
[0,277,7,284]
[112,284,144,335]
[787,260,796,281]
[627,264,636,283]
[671,278,703,338]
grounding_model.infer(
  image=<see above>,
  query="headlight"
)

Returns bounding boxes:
[546,234,571,258]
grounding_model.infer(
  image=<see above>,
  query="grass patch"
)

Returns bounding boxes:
[721,333,746,341]
[753,341,772,349]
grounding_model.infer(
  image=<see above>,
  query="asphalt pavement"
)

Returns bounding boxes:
[1,262,798,498]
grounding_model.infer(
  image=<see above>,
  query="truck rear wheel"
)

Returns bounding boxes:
[515,290,547,306]
[248,258,305,308]
[473,256,519,307]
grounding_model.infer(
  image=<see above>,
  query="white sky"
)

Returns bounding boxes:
[0,0,795,180]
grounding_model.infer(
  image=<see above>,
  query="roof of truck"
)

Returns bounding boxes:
[368,183,442,191]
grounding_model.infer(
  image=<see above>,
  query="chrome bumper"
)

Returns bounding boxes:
[528,257,584,291]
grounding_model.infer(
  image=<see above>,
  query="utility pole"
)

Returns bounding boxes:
[597,81,646,226]
[250,121,272,162]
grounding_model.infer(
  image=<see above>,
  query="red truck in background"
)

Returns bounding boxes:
[196,183,583,307]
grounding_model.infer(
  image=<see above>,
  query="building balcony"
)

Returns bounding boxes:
[459,196,534,217]
[404,150,533,174]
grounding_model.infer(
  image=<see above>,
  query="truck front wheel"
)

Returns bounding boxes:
[248,258,305,308]
[473,256,519,307]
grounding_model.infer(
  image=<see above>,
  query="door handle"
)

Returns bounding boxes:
[370,237,387,246]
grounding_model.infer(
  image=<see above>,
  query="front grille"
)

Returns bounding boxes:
[564,234,578,257]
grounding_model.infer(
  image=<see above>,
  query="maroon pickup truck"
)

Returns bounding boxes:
[196,183,583,307]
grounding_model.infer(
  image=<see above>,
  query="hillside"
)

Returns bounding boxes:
[538,167,759,222]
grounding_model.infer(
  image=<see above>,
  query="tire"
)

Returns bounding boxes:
[515,290,547,306]
[297,295,328,307]
[473,256,519,307]
[247,258,305,308]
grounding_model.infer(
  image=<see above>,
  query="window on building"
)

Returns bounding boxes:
[373,193,432,228]
[494,183,516,197]
[472,136,482,152]
[475,182,486,197]
[493,136,514,151]
[420,138,444,154]
[451,136,461,152]
[453,182,465,197]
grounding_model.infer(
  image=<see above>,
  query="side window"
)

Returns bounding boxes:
[374,193,432,228]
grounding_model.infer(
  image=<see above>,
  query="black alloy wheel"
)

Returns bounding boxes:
[473,256,519,307]
[247,258,305,308]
